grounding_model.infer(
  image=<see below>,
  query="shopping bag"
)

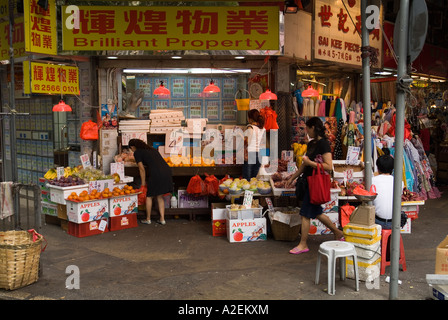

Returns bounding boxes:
[307,163,331,205]
[80,120,99,140]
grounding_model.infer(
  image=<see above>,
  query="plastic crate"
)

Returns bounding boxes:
[109,213,138,231]
[68,219,109,238]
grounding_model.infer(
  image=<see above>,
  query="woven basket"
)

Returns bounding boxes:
[271,221,301,241]
[0,230,43,290]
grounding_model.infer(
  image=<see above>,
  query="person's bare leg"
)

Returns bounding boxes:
[156,195,166,223]
[290,216,310,253]
[317,213,344,240]
[144,197,153,222]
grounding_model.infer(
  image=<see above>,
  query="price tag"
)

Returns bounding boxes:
[56,166,64,180]
[165,129,184,154]
[98,220,107,232]
[80,154,91,168]
[265,197,274,211]
[110,162,125,180]
[242,190,254,208]
[88,179,114,193]
[346,146,360,165]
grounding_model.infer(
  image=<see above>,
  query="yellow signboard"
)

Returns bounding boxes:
[23,61,79,95]
[0,16,26,60]
[24,0,57,55]
[62,6,279,51]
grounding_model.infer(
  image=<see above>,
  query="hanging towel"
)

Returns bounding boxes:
[0,182,14,220]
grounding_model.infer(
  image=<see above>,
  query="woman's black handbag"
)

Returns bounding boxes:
[295,175,308,201]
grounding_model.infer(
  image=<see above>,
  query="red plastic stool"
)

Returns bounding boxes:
[380,229,407,275]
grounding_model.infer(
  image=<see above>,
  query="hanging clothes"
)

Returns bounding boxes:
[325,98,331,116]
[335,98,343,122]
[333,118,344,160]
[340,98,347,123]
[318,99,326,117]
[329,99,336,117]
[0,182,14,220]
[294,89,304,115]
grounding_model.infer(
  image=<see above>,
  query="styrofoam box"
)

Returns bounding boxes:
[66,199,109,223]
[332,160,364,184]
[48,184,89,205]
[109,194,138,217]
[343,223,381,240]
[226,216,267,243]
[321,188,341,213]
[346,256,381,282]
[351,240,381,260]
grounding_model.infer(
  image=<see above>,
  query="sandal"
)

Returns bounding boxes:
[141,219,151,225]
[289,247,310,255]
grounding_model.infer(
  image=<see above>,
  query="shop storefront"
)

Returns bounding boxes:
[0,0,443,254]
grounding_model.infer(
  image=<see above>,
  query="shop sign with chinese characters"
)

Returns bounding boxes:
[23,61,79,95]
[61,6,279,51]
[0,17,26,61]
[314,0,382,67]
[24,0,57,55]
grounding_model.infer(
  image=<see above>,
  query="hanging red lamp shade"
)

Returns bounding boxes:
[52,100,72,112]
[203,80,221,93]
[153,81,170,96]
[259,89,277,100]
[301,85,319,98]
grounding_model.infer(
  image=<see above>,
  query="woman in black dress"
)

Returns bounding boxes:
[128,139,173,225]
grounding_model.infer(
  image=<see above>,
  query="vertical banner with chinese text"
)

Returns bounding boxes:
[314,0,382,67]
[24,0,57,55]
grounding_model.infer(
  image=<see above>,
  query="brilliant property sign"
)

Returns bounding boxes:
[61,6,279,51]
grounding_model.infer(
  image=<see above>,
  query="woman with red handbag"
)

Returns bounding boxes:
[286,117,344,254]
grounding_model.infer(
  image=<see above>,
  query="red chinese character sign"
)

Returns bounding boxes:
[314,0,382,67]
[61,6,279,51]
[24,0,57,55]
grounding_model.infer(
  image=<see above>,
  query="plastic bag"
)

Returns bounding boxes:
[204,174,219,196]
[80,120,99,140]
[187,175,207,197]
[340,203,355,228]
[136,185,147,205]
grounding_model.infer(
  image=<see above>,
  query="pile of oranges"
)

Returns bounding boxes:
[67,185,136,202]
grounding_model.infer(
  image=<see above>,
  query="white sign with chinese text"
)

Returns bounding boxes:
[314,0,382,67]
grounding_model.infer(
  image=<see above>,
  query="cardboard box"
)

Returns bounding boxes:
[332,160,364,184]
[109,194,138,217]
[66,199,109,223]
[436,236,448,274]
[178,189,208,209]
[57,204,68,220]
[226,215,267,243]
[349,205,375,226]
[110,213,138,231]
[48,184,89,205]
[211,203,228,236]
[309,211,339,235]
[68,219,109,237]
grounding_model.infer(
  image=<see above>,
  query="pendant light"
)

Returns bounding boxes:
[259,57,277,100]
[203,79,221,93]
[53,65,72,112]
[153,81,170,96]
[301,84,319,98]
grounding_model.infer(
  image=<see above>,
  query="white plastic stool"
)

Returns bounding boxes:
[315,241,360,295]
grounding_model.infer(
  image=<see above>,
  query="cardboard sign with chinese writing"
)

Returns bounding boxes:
[314,0,382,67]
[23,61,80,95]
[24,0,57,55]
[61,6,279,51]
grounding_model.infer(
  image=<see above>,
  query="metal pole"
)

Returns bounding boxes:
[361,0,372,190]
[390,0,410,300]
[8,0,17,182]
